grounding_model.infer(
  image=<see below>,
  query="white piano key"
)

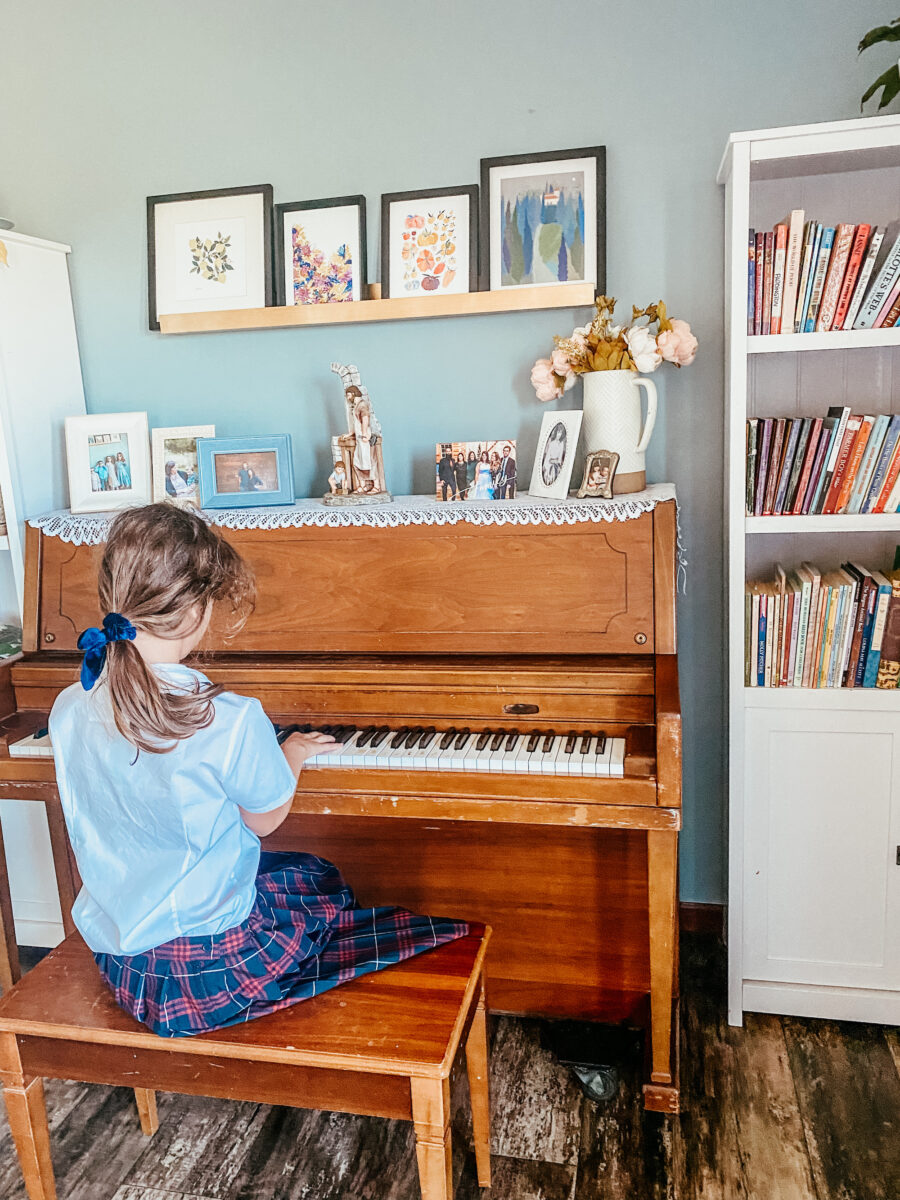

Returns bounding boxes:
[446,733,477,772]
[540,736,565,775]
[609,738,625,777]
[495,734,523,772]
[578,734,601,777]
[472,735,494,772]
[525,736,546,774]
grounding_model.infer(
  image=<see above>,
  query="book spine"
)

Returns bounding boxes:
[803,573,824,688]
[793,574,813,687]
[745,420,758,515]
[878,288,900,330]
[862,415,900,512]
[784,418,812,513]
[875,578,900,689]
[781,209,805,332]
[783,592,796,685]
[805,226,835,331]
[767,591,779,687]
[774,418,801,514]
[863,583,893,686]
[819,587,838,687]
[801,421,833,514]
[816,223,855,332]
[747,230,757,335]
[844,227,885,329]
[757,595,767,686]
[855,232,900,329]
[744,590,752,687]
[873,433,900,512]
[754,232,765,337]
[815,408,851,514]
[761,232,775,336]
[792,417,822,514]
[848,414,888,514]
[833,416,871,515]
[843,570,867,686]
[806,585,827,688]
[874,272,900,328]
[770,224,788,334]
[754,418,772,515]
[886,467,900,515]
[788,591,801,685]
[833,223,871,330]
[854,583,878,687]
[795,222,819,332]
[763,419,786,515]
[838,583,857,687]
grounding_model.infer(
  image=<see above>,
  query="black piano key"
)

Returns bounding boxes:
[370,727,391,748]
[356,726,377,748]
[338,725,357,744]
[475,730,493,751]
[330,726,347,741]
[564,731,578,755]
[439,729,457,750]
[317,725,336,737]
[453,727,471,749]
[580,733,593,754]
[504,731,520,752]
[390,726,410,748]
[490,730,506,752]
[596,732,607,754]
[541,731,556,753]
[275,723,300,745]
[419,727,437,749]
[526,732,540,753]
[404,727,424,748]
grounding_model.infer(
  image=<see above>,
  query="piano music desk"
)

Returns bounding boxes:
[0,498,683,1112]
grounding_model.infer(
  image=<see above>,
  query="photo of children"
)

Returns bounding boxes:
[88,433,132,494]
[213,450,280,494]
[435,440,516,501]
[162,437,202,507]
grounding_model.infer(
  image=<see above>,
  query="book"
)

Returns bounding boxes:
[786,584,801,685]
[863,571,894,686]
[784,417,813,513]
[801,418,835,513]
[823,414,864,515]
[873,269,900,327]
[774,418,802,513]
[813,406,851,514]
[754,418,773,515]
[780,209,805,333]
[848,413,889,514]
[878,285,900,330]
[833,223,871,330]
[745,419,758,515]
[792,416,823,514]
[752,587,764,686]
[761,231,775,336]
[747,231,757,335]
[842,562,870,686]
[795,221,820,332]
[800,562,823,688]
[884,467,900,515]
[854,220,900,328]
[804,226,835,331]
[807,575,829,688]
[791,567,814,686]
[815,223,855,332]
[833,414,873,514]
[862,414,900,512]
[873,431,900,512]
[875,570,900,688]
[763,418,786,515]
[815,581,837,687]
[770,223,788,334]
[744,590,753,687]
[754,231,765,336]
[842,226,885,329]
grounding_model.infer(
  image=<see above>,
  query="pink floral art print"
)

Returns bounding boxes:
[291,223,352,303]
[276,198,366,306]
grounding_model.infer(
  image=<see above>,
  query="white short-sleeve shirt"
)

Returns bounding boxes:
[48,664,296,956]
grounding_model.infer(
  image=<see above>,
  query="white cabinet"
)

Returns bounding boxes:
[0,229,85,947]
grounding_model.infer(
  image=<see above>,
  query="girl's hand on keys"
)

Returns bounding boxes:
[282,731,339,774]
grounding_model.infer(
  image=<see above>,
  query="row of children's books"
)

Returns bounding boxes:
[745,552,900,689]
[746,408,900,516]
[748,212,900,335]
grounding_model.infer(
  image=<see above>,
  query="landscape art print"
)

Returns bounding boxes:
[275,197,366,306]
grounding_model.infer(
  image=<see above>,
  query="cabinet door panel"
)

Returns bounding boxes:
[744,707,900,991]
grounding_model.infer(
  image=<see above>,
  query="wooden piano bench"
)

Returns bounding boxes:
[0,926,492,1200]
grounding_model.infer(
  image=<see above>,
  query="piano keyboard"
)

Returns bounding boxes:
[9,724,626,777]
[276,725,625,777]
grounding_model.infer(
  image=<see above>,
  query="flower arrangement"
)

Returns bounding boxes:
[530,295,698,402]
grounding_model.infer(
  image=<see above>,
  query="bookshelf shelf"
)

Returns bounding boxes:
[744,685,899,710]
[745,514,900,533]
[747,328,900,354]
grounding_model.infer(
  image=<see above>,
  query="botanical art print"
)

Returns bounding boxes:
[381,186,478,298]
[275,197,366,306]
[401,209,458,293]
[189,231,234,284]
[500,172,585,286]
[291,222,352,303]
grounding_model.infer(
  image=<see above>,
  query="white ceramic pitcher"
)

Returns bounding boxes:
[581,369,658,494]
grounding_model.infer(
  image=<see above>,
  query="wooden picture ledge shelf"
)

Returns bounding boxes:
[159,282,596,334]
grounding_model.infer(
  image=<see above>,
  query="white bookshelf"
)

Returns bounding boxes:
[719,116,900,1028]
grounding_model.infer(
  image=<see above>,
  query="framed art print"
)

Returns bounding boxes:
[275,195,367,306]
[480,147,606,292]
[147,184,274,330]
[380,185,478,298]
[197,435,294,508]
[65,412,151,514]
[151,424,215,509]
[528,410,583,500]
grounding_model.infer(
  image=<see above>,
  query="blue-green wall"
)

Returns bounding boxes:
[3,1,895,901]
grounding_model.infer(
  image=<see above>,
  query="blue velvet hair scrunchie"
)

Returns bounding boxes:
[77,612,137,690]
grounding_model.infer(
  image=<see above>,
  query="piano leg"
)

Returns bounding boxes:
[44,803,77,937]
[0,816,22,992]
[643,828,680,1113]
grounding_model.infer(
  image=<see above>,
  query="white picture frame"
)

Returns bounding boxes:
[528,410,583,500]
[65,412,151,514]
[151,424,216,509]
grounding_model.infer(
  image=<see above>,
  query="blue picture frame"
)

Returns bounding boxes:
[197,435,294,508]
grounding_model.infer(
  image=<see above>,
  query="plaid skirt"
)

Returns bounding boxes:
[94,851,469,1037]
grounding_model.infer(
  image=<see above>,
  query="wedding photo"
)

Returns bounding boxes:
[212,449,280,494]
[434,439,516,501]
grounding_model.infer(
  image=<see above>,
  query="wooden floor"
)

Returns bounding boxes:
[1,934,898,1199]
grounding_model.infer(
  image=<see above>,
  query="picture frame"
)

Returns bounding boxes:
[528,410,583,500]
[576,448,619,499]
[380,185,479,299]
[197,435,294,508]
[65,412,151,514]
[151,424,216,509]
[147,184,274,331]
[435,440,517,501]
[479,147,606,292]
[274,195,367,307]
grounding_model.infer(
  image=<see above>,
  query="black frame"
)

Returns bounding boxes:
[479,147,606,293]
[380,185,479,299]
[274,194,368,307]
[146,184,274,331]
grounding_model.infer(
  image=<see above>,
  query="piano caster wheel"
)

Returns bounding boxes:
[566,1062,619,1103]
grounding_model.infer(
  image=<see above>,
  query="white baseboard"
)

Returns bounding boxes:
[743,979,900,1025]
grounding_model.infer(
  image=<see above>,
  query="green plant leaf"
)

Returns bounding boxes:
[858,19,900,53]
[861,63,900,110]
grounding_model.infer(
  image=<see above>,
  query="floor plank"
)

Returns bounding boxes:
[454,1152,576,1200]
[784,1018,900,1200]
[886,1028,900,1079]
[112,1188,218,1200]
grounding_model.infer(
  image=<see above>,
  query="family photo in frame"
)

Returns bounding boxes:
[435,440,516,501]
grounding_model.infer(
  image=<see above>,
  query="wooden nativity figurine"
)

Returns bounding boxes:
[323,362,391,505]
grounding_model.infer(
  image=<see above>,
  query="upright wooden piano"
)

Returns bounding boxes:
[0,496,683,1111]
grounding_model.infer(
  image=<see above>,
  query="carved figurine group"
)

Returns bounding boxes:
[324,363,391,505]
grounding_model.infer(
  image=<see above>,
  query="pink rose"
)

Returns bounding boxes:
[550,348,573,376]
[531,357,562,402]
[657,319,698,367]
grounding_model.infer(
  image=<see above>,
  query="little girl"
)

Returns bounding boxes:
[49,504,467,1037]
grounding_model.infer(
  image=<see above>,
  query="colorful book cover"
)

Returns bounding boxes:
[761,231,775,336]
[754,231,765,337]
[814,407,851,514]
[854,220,900,329]
[763,419,786,515]
[873,431,900,512]
[784,418,813,513]
[862,414,900,513]
[801,563,824,688]
[874,271,900,328]
[792,417,823,514]
[792,567,814,686]
[848,413,889,514]
[801,418,834,514]
[774,418,802,513]
[875,571,900,689]
[863,571,894,686]
[816,223,855,332]
[884,467,900,515]
[843,226,885,329]
[833,415,873,514]
[841,563,868,686]
[744,589,753,687]
[754,418,773,515]
[756,590,767,686]
[780,209,805,332]
[815,584,837,687]
[746,419,758,515]
[804,226,835,332]
[770,223,788,334]
[747,230,757,335]
[833,223,871,330]
[795,221,819,332]
[878,286,900,330]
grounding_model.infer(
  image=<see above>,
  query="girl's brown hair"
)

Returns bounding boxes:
[98,504,255,753]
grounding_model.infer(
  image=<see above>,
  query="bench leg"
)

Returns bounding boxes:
[134,1088,158,1136]
[411,1076,452,1200]
[465,976,491,1188]
[0,1034,56,1200]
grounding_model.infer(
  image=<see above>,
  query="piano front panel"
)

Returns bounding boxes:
[35,517,656,655]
